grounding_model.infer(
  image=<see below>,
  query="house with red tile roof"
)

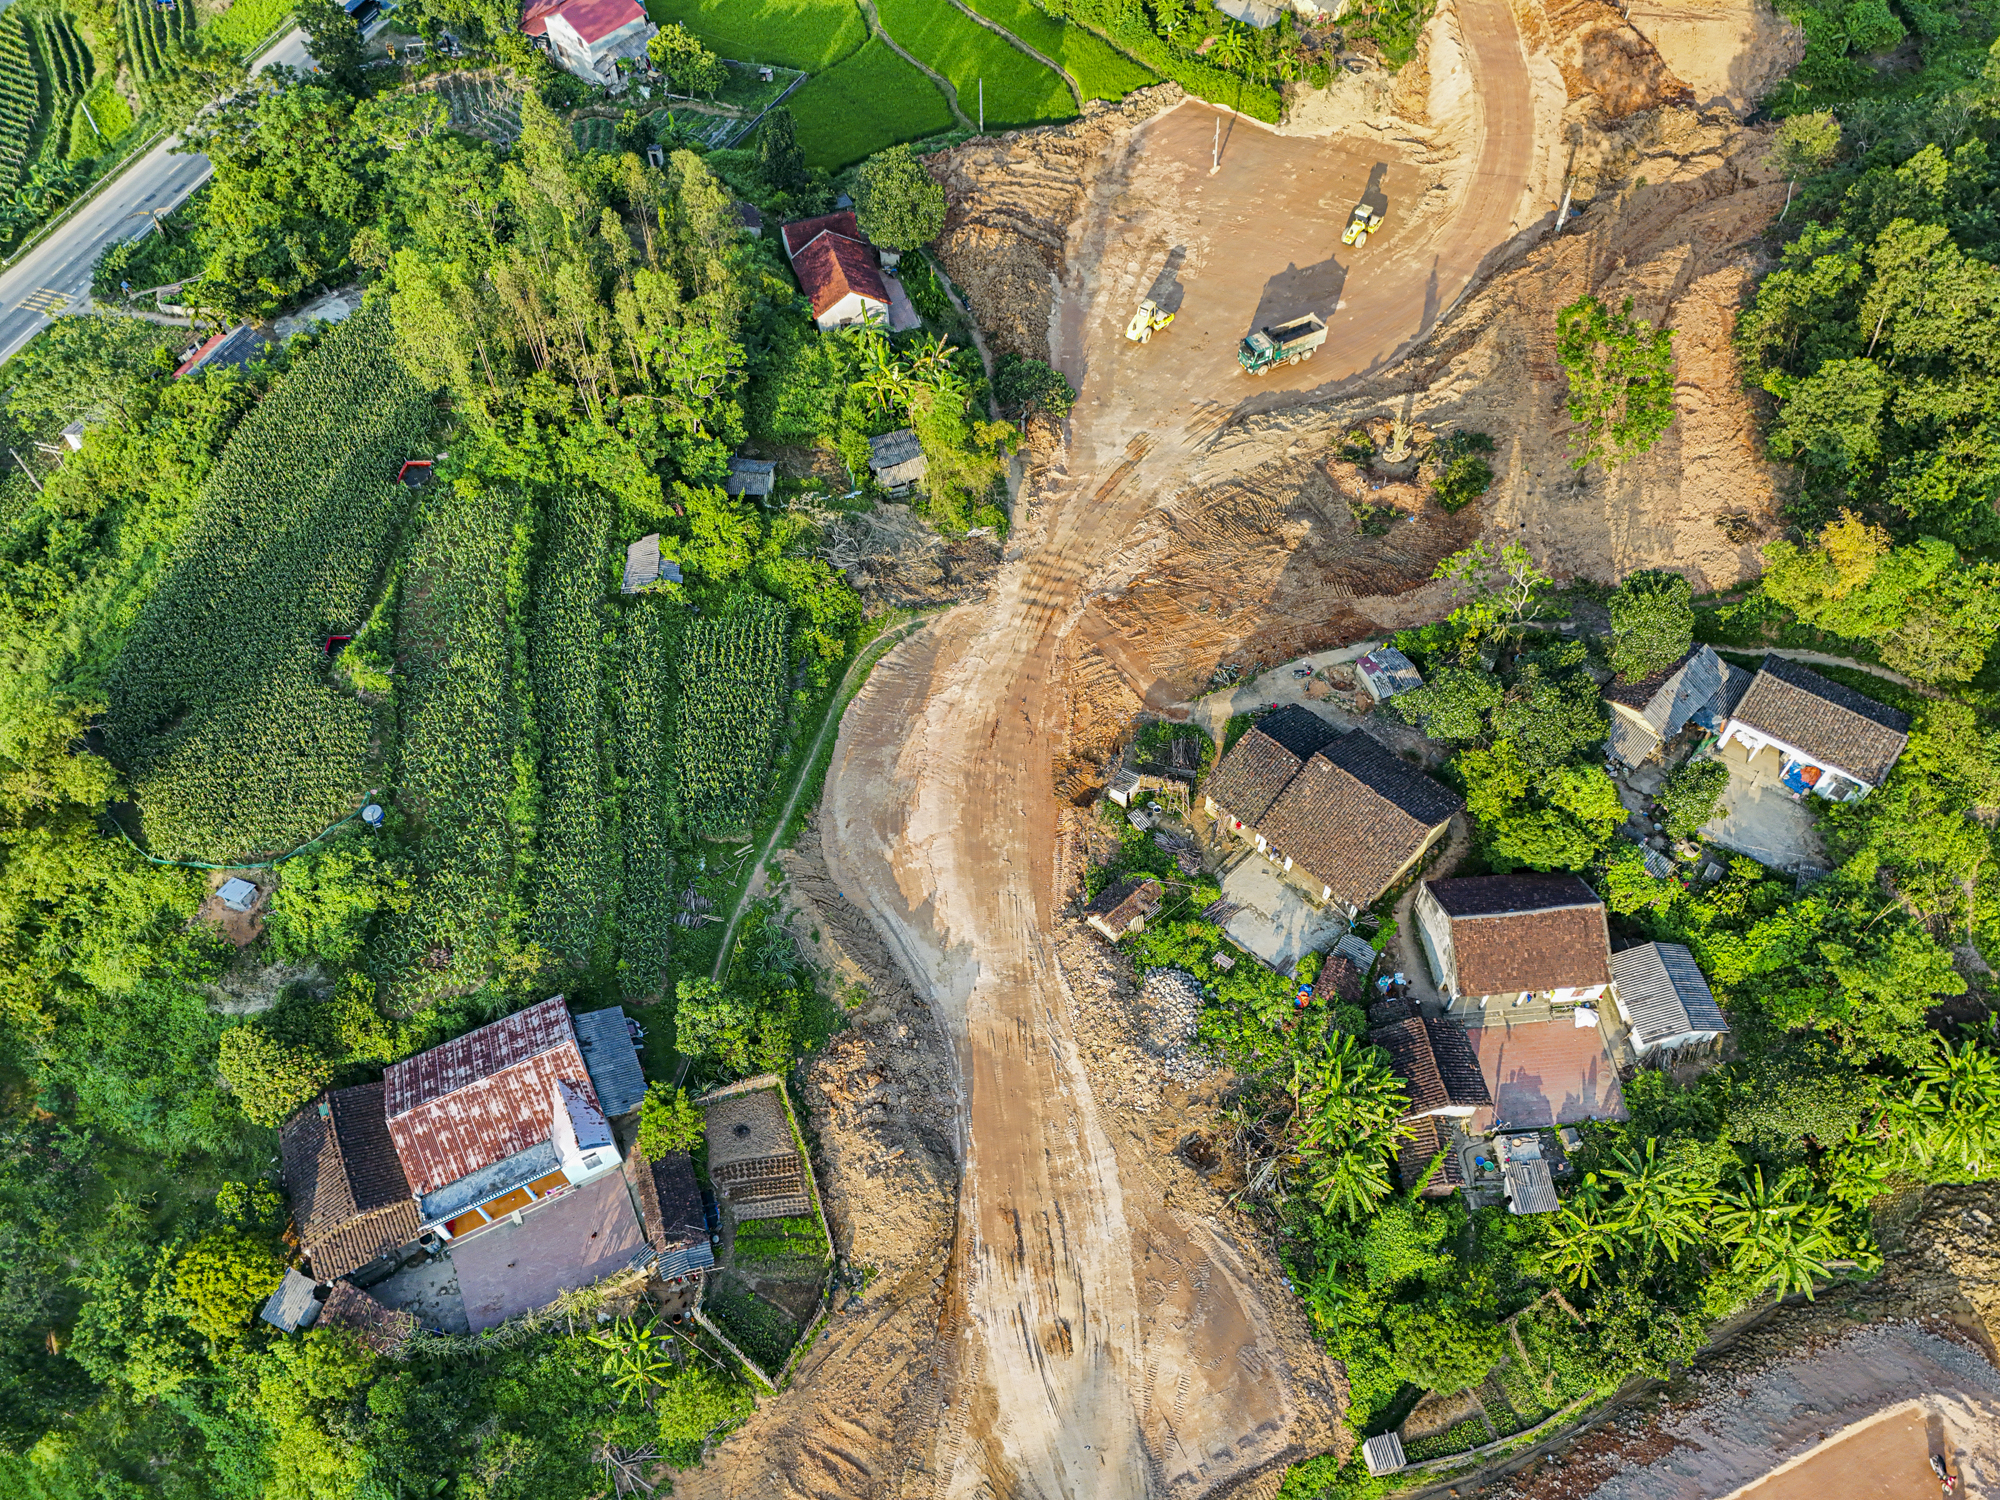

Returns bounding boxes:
[521,0,656,90]
[780,211,891,330]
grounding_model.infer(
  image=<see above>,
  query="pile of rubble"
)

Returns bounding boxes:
[1140,968,1212,1084]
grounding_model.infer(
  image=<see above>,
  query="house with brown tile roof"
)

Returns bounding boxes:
[1204,709,1458,914]
[1084,877,1163,942]
[1369,1016,1492,1120]
[1252,732,1462,917]
[1414,874,1613,1019]
[626,1146,716,1279]
[1719,655,1911,799]
[1396,1115,1465,1199]
[1202,705,1338,832]
[280,1082,422,1281]
[318,1281,418,1354]
[780,211,890,330]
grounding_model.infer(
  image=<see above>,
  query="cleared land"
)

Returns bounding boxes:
[875,0,1074,128]
[643,0,868,70]
[786,38,954,169]
[957,0,1156,98]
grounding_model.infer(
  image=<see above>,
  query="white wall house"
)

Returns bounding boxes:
[1415,874,1614,1018]
[523,0,657,91]
[1718,655,1911,802]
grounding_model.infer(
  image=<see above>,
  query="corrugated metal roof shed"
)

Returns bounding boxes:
[259,1268,322,1332]
[867,428,926,487]
[724,457,778,497]
[1362,1433,1408,1475]
[573,1007,648,1116]
[1504,1157,1560,1214]
[1611,941,1728,1046]
[622,534,683,592]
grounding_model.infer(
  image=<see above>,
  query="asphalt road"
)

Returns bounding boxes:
[0,26,314,365]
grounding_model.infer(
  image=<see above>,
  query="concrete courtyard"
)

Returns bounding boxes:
[1700,738,1827,875]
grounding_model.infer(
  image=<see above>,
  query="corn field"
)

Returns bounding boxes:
[0,18,37,194]
[105,305,434,862]
[527,486,613,968]
[616,595,677,1003]
[118,0,193,100]
[674,594,789,837]
[374,477,519,1000]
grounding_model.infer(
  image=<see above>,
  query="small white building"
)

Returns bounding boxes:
[1355,646,1423,703]
[1609,941,1730,1056]
[780,212,891,331]
[218,877,259,913]
[1717,655,1911,802]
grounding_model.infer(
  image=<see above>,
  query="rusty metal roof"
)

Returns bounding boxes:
[383,997,605,1197]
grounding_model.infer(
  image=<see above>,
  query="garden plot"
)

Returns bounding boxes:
[426,70,524,147]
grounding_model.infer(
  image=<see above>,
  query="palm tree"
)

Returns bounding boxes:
[1539,1176,1617,1287]
[1714,1167,1846,1300]
[1208,26,1250,72]
[1599,1139,1714,1265]
[1901,1037,2000,1178]
[590,1317,677,1407]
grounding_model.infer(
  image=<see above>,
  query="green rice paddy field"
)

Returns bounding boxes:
[874,0,1072,128]
[786,37,954,169]
[645,0,869,71]
[647,0,1151,167]
[953,0,1156,99]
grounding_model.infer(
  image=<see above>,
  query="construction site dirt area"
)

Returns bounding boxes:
[1726,1404,1943,1500]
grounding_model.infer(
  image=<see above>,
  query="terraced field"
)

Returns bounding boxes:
[786,36,954,169]
[875,0,1074,128]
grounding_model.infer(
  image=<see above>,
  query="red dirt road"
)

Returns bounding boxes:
[817,6,1537,1495]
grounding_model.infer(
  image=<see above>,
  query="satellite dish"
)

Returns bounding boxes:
[361,804,385,827]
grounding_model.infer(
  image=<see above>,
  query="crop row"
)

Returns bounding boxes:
[526,485,613,968]
[0,18,36,185]
[118,0,192,88]
[374,478,518,1002]
[105,304,434,862]
[616,595,678,1003]
[27,13,93,167]
[673,593,789,836]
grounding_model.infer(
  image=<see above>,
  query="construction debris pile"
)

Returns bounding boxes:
[1140,968,1211,1083]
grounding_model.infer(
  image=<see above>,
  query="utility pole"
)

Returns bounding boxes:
[10,449,42,492]
[979,78,983,133]
[1210,115,1220,175]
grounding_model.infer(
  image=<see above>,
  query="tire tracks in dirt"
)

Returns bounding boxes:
[795,3,1540,1495]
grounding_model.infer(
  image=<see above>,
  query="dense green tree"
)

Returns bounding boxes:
[217,1024,330,1127]
[648,22,728,97]
[636,1082,705,1156]
[296,0,368,93]
[853,144,947,250]
[171,1231,284,1346]
[1607,569,1694,681]
[1655,758,1728,839]
[1390,665,1502,741]
[756,107,808,194]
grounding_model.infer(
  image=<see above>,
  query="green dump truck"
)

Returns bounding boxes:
[1239,313,1327,376]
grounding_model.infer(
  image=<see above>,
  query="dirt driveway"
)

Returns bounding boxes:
[809,4,1537,1494]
